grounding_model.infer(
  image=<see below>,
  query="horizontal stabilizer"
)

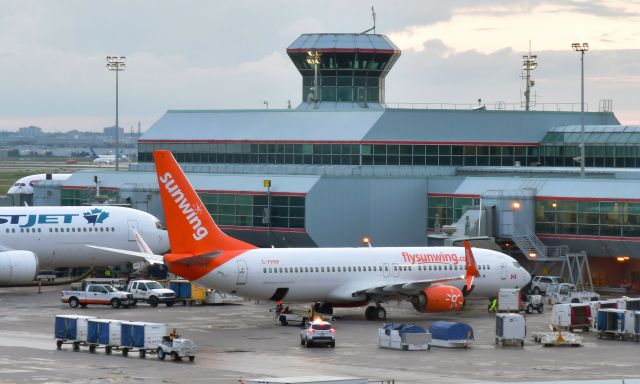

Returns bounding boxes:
[165,251,222,266]
[86,245,165,265]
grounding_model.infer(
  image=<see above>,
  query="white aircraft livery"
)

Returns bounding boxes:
[0,206,169,286]
[7,174,72,195]
[96,150,531,320]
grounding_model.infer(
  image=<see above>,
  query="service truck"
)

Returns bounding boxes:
[61,284,134,309]
[546,283,600,305]
[126,280,176,307]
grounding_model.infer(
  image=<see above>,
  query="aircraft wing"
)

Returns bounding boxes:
[346,275,465,299]
[86,245,164,265]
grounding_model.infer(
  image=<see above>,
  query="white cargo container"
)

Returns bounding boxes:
[498,288,521,312]
[495,313,526,346]
[120,321,167,352]
[551,303,592,332]
[87,319,122,353]
[618,297,640,311]
[378,324,431,351]
[54,315,95,350]
[588,300,620,331]
[246,377,368,384]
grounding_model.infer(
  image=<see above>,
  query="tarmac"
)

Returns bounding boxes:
[1,285,639,384]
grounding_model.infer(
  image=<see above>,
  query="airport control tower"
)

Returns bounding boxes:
[287,33,400,109]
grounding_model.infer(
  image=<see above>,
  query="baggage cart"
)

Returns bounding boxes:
[87,319,122,353]
[618,297,640,311]
[551,303,591,332]
[531,330,582,347]
[428,321,474,348]
[633,311,640,342]
[54,315,96,350]
[120,321,167,357]
[596,308,626,340]
[497,288,522,313]
[378,323,431,351]
[495,313,526,346]
[169,280,207,306]
[588,300,619,331]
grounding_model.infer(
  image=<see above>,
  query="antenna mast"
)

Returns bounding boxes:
[521,41,538,111]
[360,6,376,34]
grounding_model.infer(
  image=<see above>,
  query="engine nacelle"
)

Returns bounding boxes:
[410,285,464,313]
[0,250,39,286]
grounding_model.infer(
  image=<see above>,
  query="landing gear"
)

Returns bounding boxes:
[364,305,387,321]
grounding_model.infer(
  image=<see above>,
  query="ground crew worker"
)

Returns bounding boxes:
[104,266,112,278]
[488,298,497,312]
[168,328,178,341]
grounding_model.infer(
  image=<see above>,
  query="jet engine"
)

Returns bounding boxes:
[0,250,39,286]
[410,285,464,313]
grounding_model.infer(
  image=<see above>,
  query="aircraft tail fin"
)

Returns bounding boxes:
[153,150,256,256]
[463,240,480,291]
[89,148,99,159]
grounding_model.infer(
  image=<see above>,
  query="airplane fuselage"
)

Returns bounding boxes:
[0,206,168,268]
[189,246,530,303]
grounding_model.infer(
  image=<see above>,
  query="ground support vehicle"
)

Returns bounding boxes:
[119,321,168,358]
[61,284,134,308]
[495,313,526,347]
[205,289,243,304]
[596,308,627,340]
[86,319,122,354]
[126,280,176,307]
[273,306,332,326]
[531,276,562,295]
[531,331,582,347]
[245,377,368,384]
[300,320,336,348]
[497,288,522,313]
[156,336,197,361]
[169,279,206,305]
[547,283,600,305]
[524,295,544,314]
[54,315,95,350]
[378,323,431,351]
[428,321,474,348]
[551,303,592,332]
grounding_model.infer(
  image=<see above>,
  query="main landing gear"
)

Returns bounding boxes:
[364,305,387,321]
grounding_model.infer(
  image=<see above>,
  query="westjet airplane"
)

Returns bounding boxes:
[94,150,531,320]
[0,206,169,286]
[89,148,126,165]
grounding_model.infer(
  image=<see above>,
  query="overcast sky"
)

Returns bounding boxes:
[0,0,638,132]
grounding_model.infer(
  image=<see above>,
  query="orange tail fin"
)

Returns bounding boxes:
[153,150,256,255]
[463,240,480,291]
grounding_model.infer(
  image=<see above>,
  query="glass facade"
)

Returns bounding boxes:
[61,188,118,206]
[427,195,480,230]
[199,192,305,230]
[540,145,640,168]
[138,142,541,167]
[536,199,640,238]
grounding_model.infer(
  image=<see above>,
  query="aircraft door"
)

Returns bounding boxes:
[236,260,248,285]
[500,261,507,280]
[127,220,139,241]
[383,263,390,278]
[391,263,399,277]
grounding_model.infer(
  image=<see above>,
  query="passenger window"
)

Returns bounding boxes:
[338,267,342,272]
[38,228,41,233]
[368,266,372,271]
[332,267,335,272]
[278,268,283,273]
[384,266,388,271]
[348,267,351,272]
[393,266,397,271]
[263,268,266,273]
[315,267,319,272]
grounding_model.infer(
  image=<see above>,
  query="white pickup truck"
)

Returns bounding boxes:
[126,280,176,307]
[547,283,600,304]
[61,284,135,308]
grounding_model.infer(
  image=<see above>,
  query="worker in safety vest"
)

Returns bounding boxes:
[488,298,497,313]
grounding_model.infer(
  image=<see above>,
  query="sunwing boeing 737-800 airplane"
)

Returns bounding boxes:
[94,150,531,320]
[0,206,169,286]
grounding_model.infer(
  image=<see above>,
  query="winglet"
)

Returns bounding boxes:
[153,150,256,255]
[464,240,480,291]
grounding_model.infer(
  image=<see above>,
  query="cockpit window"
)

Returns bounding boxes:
[155,221,166,230]
[512,261,521,269]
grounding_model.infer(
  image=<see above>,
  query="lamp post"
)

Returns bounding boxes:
[571,43,589,178]
[306,51,321,108]
[106,56,126,171]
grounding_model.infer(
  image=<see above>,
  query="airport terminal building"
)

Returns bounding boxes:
[36,33,640,289]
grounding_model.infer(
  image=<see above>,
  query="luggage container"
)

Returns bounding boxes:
[428,321,474,348]
[120,321,167,357]
[588,300,619,331]
[497,288,522,313]
[596,308,626,340]
[87,319,122,353]
[618,297,640,311]
[54,315,95,350]
[495,313,526,346]
[169,280,207,305]
[633,311,640,342]
[551,303,591,332]
[378,323,431,351]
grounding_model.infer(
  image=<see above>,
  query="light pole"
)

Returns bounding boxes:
[306,51,321,108]
[571,43,589,178]
[106,56,126,171]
